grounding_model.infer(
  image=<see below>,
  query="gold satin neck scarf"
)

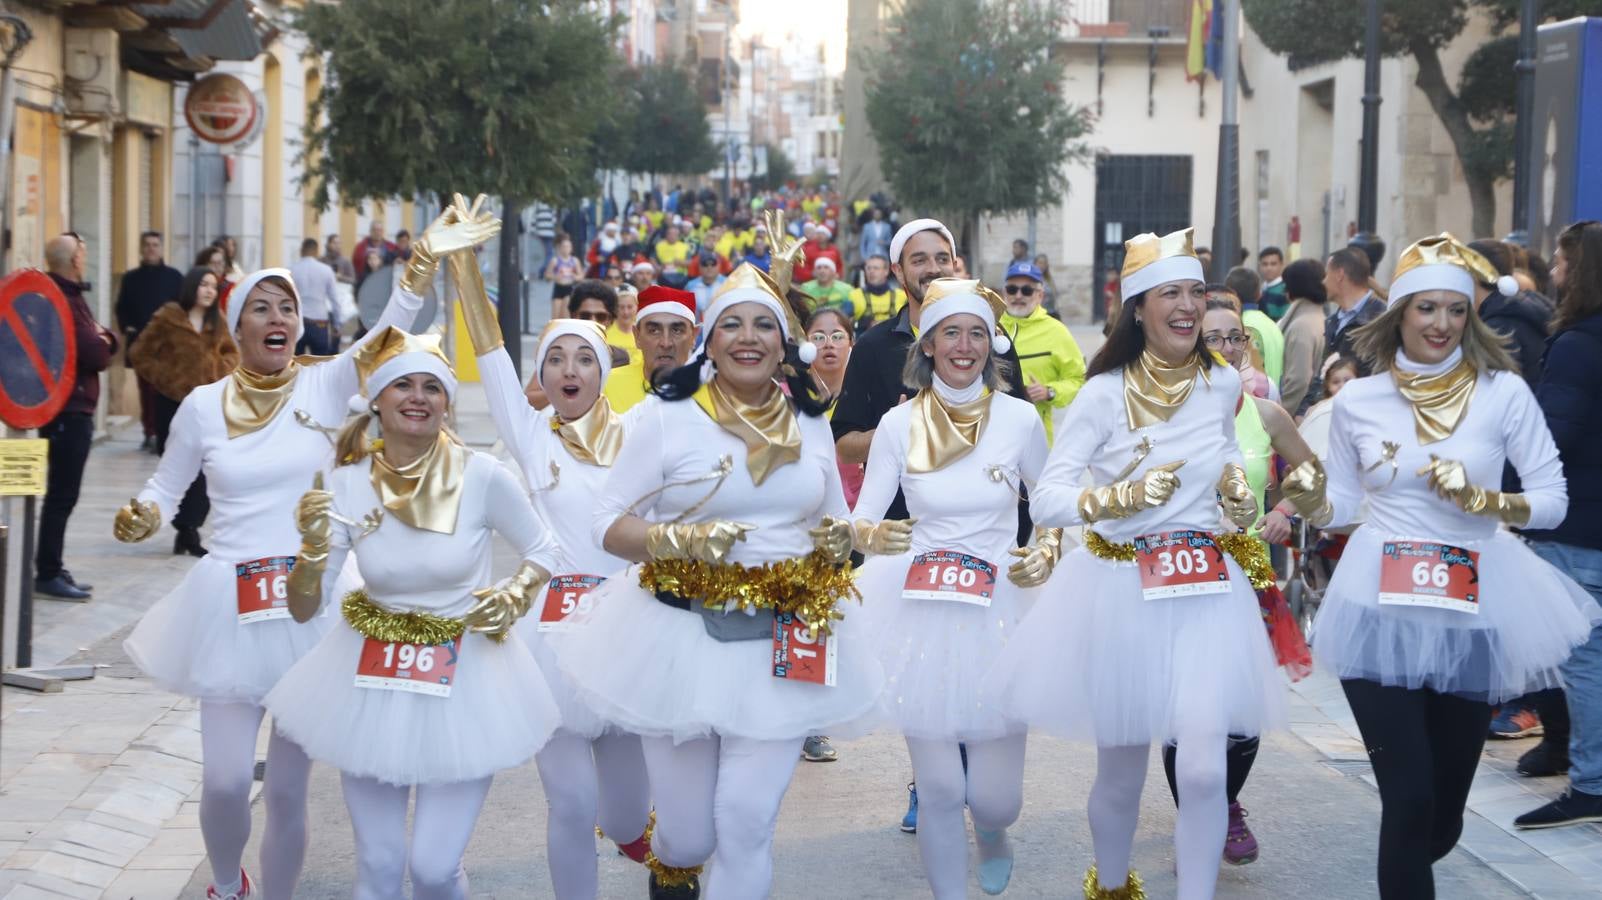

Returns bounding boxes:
[552,397,625,467]
[370,431,468,534]
[1122,350,1208,430]
[907,389,992,474]
[692,379,801,486]
[222,364,301,439]
[1392,357,1478,445]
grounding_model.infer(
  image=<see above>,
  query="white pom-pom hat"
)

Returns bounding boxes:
[918,278,1012,355]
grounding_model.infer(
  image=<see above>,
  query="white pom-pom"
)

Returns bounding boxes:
[993,332,1012,355]
[699,357,716,382]
[1497,274,1519,297]
[347,394,369,416]
[797,340,818,365]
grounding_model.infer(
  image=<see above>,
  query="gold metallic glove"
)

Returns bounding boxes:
[447,251,501,354]
[464,561,551,641]
[763,209,807,295]
[113,497,161,543]
[399,194,502,294]
[1077,461,1185,524]
[1417,455,1532,527]
[286,473,334,622]
[1217,463,1258,531]
[645,520,755,564]
[851,517,917,556]
[1007,527,1064,588]
[808,516,853,564]
[1280,458,1334,527]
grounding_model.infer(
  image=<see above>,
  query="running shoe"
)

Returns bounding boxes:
[1514,788,1602,830]
[900,782,918,833]
[648,871,700,899]
[1516,741,1571,778]
[1223,802,1259,865]
[1489,706,1543,739]
[801,735,838,762]
[975,827,1014,894]
[207,869,252,899]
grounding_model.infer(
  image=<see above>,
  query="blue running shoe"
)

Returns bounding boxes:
[900,782,918,833]
[975,828,1014,894]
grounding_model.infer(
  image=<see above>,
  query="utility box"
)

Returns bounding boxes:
[1531,17,1602,256]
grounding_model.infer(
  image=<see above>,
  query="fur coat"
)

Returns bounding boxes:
[129,302,239,402]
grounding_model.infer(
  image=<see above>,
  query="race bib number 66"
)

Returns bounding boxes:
[1378,539,1480,614]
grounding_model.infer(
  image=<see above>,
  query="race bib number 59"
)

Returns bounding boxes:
[536,574,605,632]
[236,556,295,624]
[1132,531,1232,601]
[1378,540,1480,614]
[354,638,460,697]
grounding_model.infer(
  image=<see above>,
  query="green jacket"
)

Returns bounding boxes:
[999,306,1086,445]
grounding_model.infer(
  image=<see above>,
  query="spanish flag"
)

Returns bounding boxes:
[1185,0,1216,82]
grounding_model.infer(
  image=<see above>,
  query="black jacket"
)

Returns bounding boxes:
[1480,289,1554,386]
[1325,294,1386,375]
[114,262,184,344]
[1522,313,1602,552]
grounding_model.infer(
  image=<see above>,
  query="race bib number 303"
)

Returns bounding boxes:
[236,556,295,624]
[537,574,606,632]
[1378,539,1480,614]
[902,551,998,606]
[354,638,460,697]
[772,613,837,686]
[1131,531,1232,601]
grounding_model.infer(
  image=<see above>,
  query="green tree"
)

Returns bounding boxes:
[297,0,622,370]
[752,142,796,191]
[861,0,1093,265]
[1243,0,1602,239]
[616,60,719,181]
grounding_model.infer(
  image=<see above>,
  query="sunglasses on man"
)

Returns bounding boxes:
[1004,284,1037,297]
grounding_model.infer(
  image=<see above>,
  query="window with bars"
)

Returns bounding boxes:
[1092,154,1194,321]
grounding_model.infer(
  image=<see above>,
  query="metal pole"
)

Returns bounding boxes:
[190,135,201,263]
[1506,0,1540,246]
[16,497,33,669]
[1350,0,1387,267]
[723,31,733,211]
[1209,0,1242,281]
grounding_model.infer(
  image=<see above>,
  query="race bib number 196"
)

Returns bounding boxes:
[236,556,295,624]
[1378,540,1480,614]
[354,638,460,697]
[1132,531,1232,601]
[772,613,837,686]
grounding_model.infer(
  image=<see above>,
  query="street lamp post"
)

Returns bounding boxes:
[1507,0,1540,246]
[1350,0,1387,268]
[1209,0,1241,282]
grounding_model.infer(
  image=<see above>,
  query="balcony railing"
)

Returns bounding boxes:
[1066,0,1190,40]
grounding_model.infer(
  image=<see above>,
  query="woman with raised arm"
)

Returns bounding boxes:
[1309,234,1601,898]
[558,264,883,899]
[852,278,1056,897]
[989,229,1302,900]
[112,202,499,900]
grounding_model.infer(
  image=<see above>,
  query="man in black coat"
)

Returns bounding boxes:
[1322,246,1386,374]
[114,231,182,451]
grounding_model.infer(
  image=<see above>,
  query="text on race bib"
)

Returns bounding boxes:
[772,612,837,686]
[1132,531,1233,601]
[536,574,606,632]
[902,550,998,606]
[354,637,460,697]
[1378,539,1480,615]
[236,556,295,624]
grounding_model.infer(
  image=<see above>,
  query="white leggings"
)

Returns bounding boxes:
[1088,739,1229,900]
[198,701,312,900]
[341,772,494,900]
[535,730,652,900]
[639,734,803,899]
[905,735,1028,900]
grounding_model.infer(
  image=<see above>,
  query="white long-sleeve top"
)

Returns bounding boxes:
[1030,363,1246,542]
[137,284,424,564]
[855,392,1048,563]
[593,394,848,567]
[1323,353,1567,541]
[320,450,562,617]
[477,348,640,575]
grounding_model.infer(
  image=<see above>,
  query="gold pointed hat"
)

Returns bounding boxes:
[352,326,458,402]
[919,278,1013,354]
[1119,227,1204,301]
[706,262,813,361]
[1390,233,1516,301]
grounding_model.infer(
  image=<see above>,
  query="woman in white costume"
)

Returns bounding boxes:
[264,326,562,900]
[988,228,1298,900]
[558,263,883,899]
[1307,234,1602,899]
[851,277,1058,897]
[445,218,660,898]
[112,202,499,900]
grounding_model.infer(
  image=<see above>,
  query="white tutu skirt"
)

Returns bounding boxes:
[1311,527,1602,703]
[854,552,1034,741]
[264,619,560,786]
[515,617,607,740]
[555,566,884,744]
[985,547,1287,746]
[123,555,352,704]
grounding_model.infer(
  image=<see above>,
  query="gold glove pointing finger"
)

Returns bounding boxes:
[296,473,334,547]
[808,516,853,564]
[113,497,161,543]
[645,520,755,564]
[1217,463,1258,530]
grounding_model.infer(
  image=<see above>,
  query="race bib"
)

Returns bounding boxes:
[772,612,837,686]
[902,551,998,606]
[354,637,460,697]
[1378,539,1480,614]
[536,574,606,632]
[1132,531,1232,600]
[236,556,295,624]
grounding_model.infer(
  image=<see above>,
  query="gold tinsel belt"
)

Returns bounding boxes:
[342,590,466,645]
[639,551,861,637]
[1083,530,1276,591]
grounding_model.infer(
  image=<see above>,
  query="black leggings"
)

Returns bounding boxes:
[1161,735,1259,806]
[1341,678,1494,900]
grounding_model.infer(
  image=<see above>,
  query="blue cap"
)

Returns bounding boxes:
[1006,260,1044,282]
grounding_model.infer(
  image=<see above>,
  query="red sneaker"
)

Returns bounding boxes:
[207,869,252,899]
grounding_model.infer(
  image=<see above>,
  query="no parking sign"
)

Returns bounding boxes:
[0,269,77,429]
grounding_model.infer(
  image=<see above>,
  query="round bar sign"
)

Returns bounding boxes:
[184,74,258,145]
[0,269,77,429]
